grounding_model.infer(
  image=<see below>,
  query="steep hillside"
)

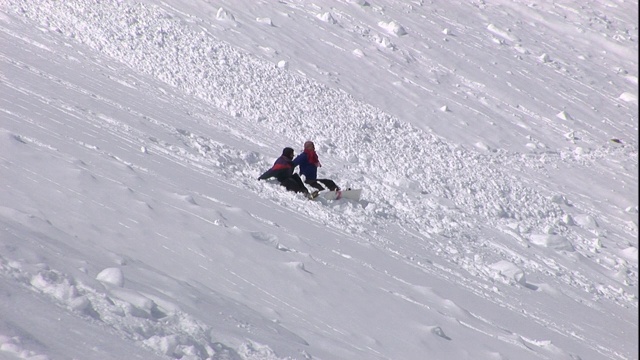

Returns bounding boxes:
[0,1,637,359]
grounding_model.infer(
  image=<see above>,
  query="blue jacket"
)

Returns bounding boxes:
[293,152,317,180]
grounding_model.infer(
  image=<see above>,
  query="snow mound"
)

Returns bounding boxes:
[378,20,407,36]
[488,260,537,290]
[96,267,125,287]
[530,234,575,252]
[256,17,273,26]
[619,92,638,102]
[556,110,573,121]
[620,247,638,263]
[216,8,235,22]
[317,12,337,24]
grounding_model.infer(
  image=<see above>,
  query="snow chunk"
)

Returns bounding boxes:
[514,44,530,54]
[474,141,492,152]
[490,260,527,286]
[256,17,273,26]
[592,238,603,251]
[216,8,235,22]
[378,21,407,36]
[374,35,395,49]
[624,74,638,85]
[619,92,637,102]
[556,110,573,121]
[96,267,125,287]
[574,214,598,229]
[561,214,576,226]
[277,60,288,69]
[285,261,311,274]
[349,0,370,6]
[69,296,92,312]
[30,270,79,301]
[620,247,638,262]
[109,287,164,318]
[317,12,337,24]
[539,53,551,63]
[530,234,575,251]
[430,326,451,340]
[564,131,577,141]
[352,49,365,58]
[574,147,586,155]
[143,335,179,356]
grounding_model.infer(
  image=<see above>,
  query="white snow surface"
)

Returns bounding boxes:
[0,0,637,359]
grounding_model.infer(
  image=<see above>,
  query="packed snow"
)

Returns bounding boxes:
[0,0,637,359]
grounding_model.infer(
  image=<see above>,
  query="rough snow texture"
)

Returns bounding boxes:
[0,0,637,360]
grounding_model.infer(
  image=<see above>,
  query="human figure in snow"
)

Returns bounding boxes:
[293,141,340,192]
[258,147,314,196]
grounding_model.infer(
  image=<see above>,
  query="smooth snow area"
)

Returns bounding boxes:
[0,0,637,359]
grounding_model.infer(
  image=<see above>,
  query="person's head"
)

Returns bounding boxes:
[282,147,295,160]
[303,141,315,150]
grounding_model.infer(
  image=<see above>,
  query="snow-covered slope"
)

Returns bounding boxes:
[0,1,637,359]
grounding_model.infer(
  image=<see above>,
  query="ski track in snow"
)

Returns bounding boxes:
[0,0,637,359]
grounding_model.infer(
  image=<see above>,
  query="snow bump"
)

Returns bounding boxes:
[619,92,637,102]
[216,8,235,22]
[96,267,125,287]
[529,234,575,252]
[378,20,407,36]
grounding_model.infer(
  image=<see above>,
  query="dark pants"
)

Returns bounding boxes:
[305,179,339,191]
[281,174,309,194]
